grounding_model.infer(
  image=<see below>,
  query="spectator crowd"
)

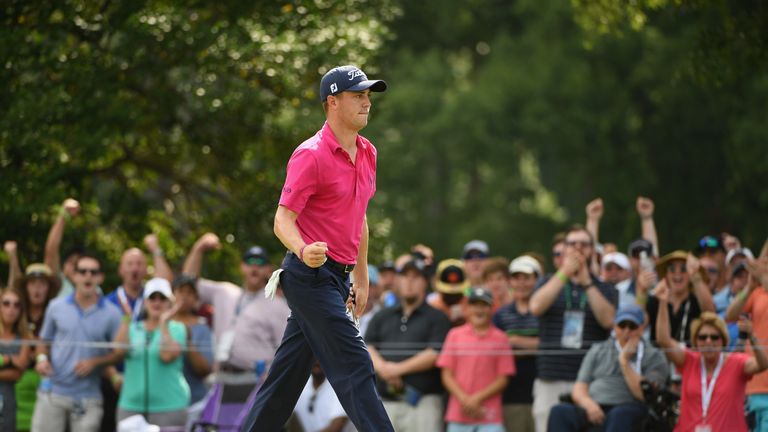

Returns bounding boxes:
[2,195,768,432]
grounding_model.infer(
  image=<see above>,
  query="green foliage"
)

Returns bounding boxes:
[0,0,399,286]
[3,0,767,285]
[369,0,768,261]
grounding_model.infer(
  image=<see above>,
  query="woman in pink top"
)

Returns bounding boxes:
[655,280,768,432]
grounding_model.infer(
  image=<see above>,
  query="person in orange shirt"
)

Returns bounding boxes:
[429,260,470,327]
[725,256,768,430]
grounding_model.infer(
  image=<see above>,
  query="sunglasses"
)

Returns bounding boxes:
[1,300,21,309]
[552,251,562,257]
[666,263,687,274]
[244,257,268,266]
[76,268,101,276]
[699,237,721,249]
[696,333,722,342]
[705,266,719,275]
[617,321,639,330]
[565,240,592,248]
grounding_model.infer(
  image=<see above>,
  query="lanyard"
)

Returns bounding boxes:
[234,291,258,317]
[677,299,691,342]
[700,353,724,421]
[565,283,587,310]
[117,287,143,322]
[615,339,644,374]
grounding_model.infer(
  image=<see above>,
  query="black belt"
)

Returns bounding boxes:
[289,251,355,274]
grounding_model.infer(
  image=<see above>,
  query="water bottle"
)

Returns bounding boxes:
[640,251,658,286]
[39,377,52,393]
[254,360,266,381]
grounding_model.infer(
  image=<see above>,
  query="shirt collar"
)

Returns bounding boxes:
[67,293,106,309]
[320,121,367,153]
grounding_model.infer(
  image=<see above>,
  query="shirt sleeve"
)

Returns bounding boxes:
[732,352,751,379]
[428,311,452,350]
[743,290,757,314]
[108,306,122,339]
[597,280,619,306]
[279,148,318,215]
[643,349,670,387]
[192,323,215,364]
[492,309,503,330]
[495,334,516,376]
[576,344,600,383]
[363,311,382,345]
[435,330,457,370]
[39,304,56,341]
[682,348,697,374]
[171,321,188,349]
[196,279,217,305]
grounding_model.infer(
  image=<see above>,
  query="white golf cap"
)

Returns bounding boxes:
[602,252,631,271]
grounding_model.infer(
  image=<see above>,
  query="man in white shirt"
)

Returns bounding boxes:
[294,362,356,432]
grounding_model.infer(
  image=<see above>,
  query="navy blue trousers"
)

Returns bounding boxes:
[240,253,393,432]
[548,401,647,432]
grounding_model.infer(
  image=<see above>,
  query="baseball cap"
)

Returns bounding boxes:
[462,240,489,260]
[695,235,725,255]
[319,65,387,102]
[614,304,644,326]
[468,287,493,306]
[435,259,470,294]
[172,273,198,291]
[242,246,269,265]
[602,252,631,271]
[627,238,653,257]
[732,261,748,278]
[378,261,396,272]
[143,277,175,302]
[398,259,429,280]
[726,247,754,265]
[509,256,542,276]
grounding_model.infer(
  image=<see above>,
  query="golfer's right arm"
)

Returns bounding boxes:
[274,206,327,268]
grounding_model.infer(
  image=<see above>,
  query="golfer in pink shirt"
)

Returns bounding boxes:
[241,65,393,432]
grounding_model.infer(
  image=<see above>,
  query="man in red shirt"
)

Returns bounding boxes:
[241,65,392,432]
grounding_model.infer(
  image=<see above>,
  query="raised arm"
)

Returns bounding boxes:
[725,259,767,321]
[44,198,80,274]
[182,233,221,277]
[687,254,715,312]
[144,234,173,282]
[585,198,604,275]
[742,316,768,376]
[4,241,21,289]
[653,281,685,368]
[636,197,659,256]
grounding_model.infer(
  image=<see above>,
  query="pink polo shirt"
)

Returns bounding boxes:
[437,323,516,425]
[279,122,376,264]
[675,350,749,432]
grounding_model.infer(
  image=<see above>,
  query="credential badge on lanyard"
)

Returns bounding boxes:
[561,283,587,349]
[695,353,723,432]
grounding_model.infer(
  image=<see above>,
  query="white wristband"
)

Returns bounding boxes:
[36,353,48,364]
